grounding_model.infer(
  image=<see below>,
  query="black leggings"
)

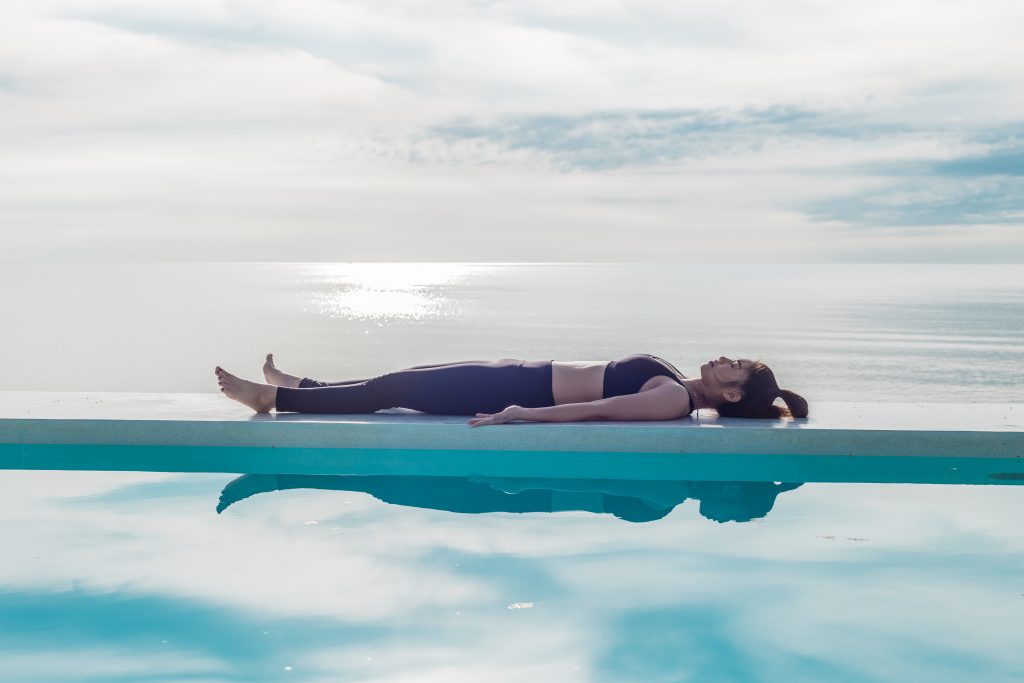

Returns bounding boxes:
[274,358,556,415]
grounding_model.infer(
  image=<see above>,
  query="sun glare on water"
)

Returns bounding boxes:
[300,263,487,321]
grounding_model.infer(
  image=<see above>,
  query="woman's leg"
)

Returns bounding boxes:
[297,360,494,388]
[276,359,554,415]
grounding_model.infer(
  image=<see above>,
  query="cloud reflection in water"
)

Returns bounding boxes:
[0,471,1022,682]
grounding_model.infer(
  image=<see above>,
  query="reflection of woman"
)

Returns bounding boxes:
[216,473,803,524]
[214,353,809,424]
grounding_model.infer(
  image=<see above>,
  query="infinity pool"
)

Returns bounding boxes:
[1,465,1022,682]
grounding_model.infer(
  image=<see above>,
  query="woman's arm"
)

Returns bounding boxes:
[467,402,599,427]
[468,383,689,426]
[518,402,604,423]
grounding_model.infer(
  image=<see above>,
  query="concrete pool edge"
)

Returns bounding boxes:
[0,392,1021,482]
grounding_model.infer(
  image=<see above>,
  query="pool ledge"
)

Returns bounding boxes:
[1,392,1022,481]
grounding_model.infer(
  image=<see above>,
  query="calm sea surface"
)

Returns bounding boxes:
[2,262,1022,402]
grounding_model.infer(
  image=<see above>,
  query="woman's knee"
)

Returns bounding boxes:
[365,372,405,409]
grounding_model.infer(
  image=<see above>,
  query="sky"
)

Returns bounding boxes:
[1,0,1023,263]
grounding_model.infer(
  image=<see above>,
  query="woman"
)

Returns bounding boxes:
[215,353,808,425]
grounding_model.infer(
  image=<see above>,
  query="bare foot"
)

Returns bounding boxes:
[262,353,303,388]
[215,366,277,413]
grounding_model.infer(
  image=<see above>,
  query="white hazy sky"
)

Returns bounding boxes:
[2,0,1023,263]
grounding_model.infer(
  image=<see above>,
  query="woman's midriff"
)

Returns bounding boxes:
[551,360,609,405]
[550,359,678,405]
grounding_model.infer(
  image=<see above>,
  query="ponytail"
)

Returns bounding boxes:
[777,388,809,419]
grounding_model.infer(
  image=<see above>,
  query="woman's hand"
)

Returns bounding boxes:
[468,405,524,427]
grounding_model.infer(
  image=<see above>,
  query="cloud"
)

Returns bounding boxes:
[804,140,1024,229]
[805,178,1024,228]
[892,145,1024,179]
[421,106,914,171]
[411,106,1024,235]
[934,148,1024,177]
[2,0,1023,261]
[65,2,436,76]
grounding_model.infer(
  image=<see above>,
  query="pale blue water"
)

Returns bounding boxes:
[1,263,1023,681]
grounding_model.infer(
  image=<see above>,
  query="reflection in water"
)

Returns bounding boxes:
[217,474,803,524]
[2,469,1022,682]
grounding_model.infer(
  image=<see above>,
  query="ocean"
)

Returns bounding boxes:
[2,262,1021,403]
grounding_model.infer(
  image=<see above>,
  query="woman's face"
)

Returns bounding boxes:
[700,356,755,402]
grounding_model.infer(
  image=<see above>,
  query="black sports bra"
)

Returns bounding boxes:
[603,354,697,415]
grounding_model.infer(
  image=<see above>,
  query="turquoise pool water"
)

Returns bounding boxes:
[1,464,1022,682]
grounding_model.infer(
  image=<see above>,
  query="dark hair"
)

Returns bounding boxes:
[714,360,809,419]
